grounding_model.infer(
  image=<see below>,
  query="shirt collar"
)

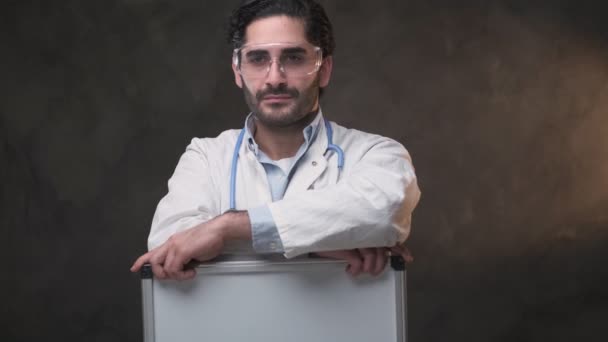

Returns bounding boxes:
[243,109,324,158]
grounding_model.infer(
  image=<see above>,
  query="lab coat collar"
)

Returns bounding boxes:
[243,110,324,158]
[238,109,331,197]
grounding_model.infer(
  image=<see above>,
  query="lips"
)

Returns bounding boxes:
[263,95,292,100]
[256,87,299,102]
[262,94,293,104]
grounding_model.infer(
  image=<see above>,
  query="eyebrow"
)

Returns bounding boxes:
[245,50,270,57]
[281,47,307,54]
[245,47,308,57]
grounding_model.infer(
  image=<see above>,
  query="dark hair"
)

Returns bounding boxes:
[227,0,335,57]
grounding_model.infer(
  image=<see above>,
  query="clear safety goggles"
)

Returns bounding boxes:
[233,42,323,79]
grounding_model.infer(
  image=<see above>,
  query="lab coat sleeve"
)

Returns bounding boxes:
[147,139,220,251]
[268,137,421,258]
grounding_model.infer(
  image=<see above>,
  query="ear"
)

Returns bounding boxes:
[232,59,243,88]
[319,56,333,88]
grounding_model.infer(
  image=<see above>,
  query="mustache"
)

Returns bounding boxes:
[256,85,299,101]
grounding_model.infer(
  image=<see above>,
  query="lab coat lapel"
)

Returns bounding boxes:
[284,120,329,197]
[238,141,273,210]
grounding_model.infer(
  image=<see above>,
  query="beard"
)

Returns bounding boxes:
[242,76,320,128]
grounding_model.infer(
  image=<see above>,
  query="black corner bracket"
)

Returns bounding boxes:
[140,264,153,279]
[390,255,406,271]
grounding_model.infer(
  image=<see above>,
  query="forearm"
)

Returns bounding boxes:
[147,140,221,250]
[269,140,420,258]
[217,210,252,241]
[270,180,412,256]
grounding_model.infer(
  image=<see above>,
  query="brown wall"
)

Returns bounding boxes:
[2,1,607,341]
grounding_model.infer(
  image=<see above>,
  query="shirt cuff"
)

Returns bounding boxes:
[248,205,284,253]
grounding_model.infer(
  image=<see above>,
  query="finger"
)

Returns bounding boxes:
[373,248,388,276]
[149,246,169,279]
[325,250,363,276]
[358,248,376,274]
[391,245,414,263]
[164,249,177,278]
[130,251,153,272]
[165,248,196,281]
[174,267,196,281]
[311,250,363,276]
[344,250,363,277]
[400,246,414,263]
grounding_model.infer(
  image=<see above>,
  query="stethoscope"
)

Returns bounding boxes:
[229,118,344,210]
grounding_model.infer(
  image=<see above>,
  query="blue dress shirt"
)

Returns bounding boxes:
[245,111,322,253]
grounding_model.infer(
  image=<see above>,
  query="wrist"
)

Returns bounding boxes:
[218,210,252,241]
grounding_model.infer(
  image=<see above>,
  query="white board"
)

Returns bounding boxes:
[141,255,407,342]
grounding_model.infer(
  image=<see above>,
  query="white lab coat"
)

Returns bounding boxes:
[148,118,421,258]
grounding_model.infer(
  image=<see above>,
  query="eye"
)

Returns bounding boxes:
[283,54,305,65]
[246,54,270,66]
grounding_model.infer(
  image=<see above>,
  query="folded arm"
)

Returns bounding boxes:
[269,137,420,258]
[133,136,420,279]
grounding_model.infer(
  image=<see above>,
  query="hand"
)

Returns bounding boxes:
[130,218,226,281]
[314,244,414,277]
[314,248,389,277]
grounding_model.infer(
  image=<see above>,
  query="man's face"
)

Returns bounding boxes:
[232,16,333,127]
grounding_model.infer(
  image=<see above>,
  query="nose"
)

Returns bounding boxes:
[265,59,287,86]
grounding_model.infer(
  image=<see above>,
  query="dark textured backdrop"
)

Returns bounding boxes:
[2,1,607,341]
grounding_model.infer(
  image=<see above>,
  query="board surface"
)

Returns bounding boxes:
[142,256,406,342]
